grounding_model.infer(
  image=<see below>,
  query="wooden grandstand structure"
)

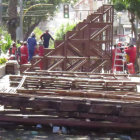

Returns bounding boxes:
[21,5,114,73]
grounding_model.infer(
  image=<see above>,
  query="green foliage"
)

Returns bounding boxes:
[2,0,79,40]
[49,39,55,49]
[55,23,76,40]
[112,0,140,16]
[16,42,21,48]
[0,57,7,65]
[22,0,78,40]
[61,0,78,5]
[114,1,126,11]
[0,27,12,53]
[33,27,43,41]
[49,23,76,48]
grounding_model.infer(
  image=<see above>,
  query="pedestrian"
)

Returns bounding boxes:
[112,44,123,72]
[20,41,28,65]
[40,30,54,48]
[27,33,37,62]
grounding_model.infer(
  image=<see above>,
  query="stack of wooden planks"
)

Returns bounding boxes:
[0,72,139,130]
[10,71,138,92]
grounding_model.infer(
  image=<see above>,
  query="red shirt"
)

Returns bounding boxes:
[12,47,17,54]
[125,46,136,64]
[38,45,44,56]
[20,45,28,64]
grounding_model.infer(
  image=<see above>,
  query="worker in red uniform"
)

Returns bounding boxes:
[112,44,123,72]
[125,45,136,65]
[20,41,28,65]
[17,41,23,64]
[9,42,17,60]
[38,42,44,70]
[124,45,129,63]
[9,42,17,55]
[117,42,122,47]
[125,45,136,74]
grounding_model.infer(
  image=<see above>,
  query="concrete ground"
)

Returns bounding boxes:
[0,75,16,93]
[0,125,135,140]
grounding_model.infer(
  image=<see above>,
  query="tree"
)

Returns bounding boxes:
[111,0,140,39]
[55,23,76,40]
[2,0,78,41]
[111,0,140,72]
[7,0,18,41]
[0,26,12,53]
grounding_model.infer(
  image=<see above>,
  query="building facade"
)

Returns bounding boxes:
[74,0,140,44]
[74,0,110,21]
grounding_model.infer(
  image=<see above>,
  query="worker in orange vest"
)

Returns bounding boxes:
[112,44,123,72]
[20,41,28,65]
[38,42,44,70]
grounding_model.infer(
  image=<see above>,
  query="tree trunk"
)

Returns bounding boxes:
[24,20,40,41]
[129,13,136,39]
[8,0,18,41]
[136,38,140,73]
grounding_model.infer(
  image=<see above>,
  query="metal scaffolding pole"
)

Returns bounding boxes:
[19,0,23,40]
[0,0,2,25]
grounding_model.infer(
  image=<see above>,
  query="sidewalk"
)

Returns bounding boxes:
[0,75,16,93]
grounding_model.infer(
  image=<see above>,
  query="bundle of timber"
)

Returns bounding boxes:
[0,72,138,130]
[0,92,140,130]
[10,72,138,92]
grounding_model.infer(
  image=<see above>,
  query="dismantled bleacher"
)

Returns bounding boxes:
[0,71,139,131]
[0,4,140,133]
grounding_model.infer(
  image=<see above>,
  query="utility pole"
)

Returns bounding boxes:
[19,0,23,40]
[0,0,2,25]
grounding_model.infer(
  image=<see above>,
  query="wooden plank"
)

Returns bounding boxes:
[0,115,139,130]
[16,88,140,102]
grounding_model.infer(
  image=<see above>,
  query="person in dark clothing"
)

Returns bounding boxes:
[40,30,54,48]
[17,41,23,64]
[27,33,37,61]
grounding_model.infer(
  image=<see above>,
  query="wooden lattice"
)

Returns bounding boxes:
[21,5,114,74]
